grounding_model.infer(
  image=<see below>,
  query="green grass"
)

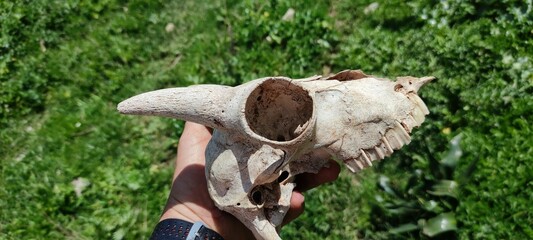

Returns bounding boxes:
[1,0,532,239]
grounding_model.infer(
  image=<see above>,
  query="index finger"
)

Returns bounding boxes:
[175,122,213,169]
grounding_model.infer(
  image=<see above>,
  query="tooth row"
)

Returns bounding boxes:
[344,116,421,173]
[344,94,429,173]
[400,94,429,133]
[392,121,412,143]
[344,158,365,172]
[344,136,398,172]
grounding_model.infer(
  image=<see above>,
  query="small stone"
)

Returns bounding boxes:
[71,177,90,197]
[165,23,175,33]
[281,8,295,21]
[364,2,379,15]
[39,39,46,52]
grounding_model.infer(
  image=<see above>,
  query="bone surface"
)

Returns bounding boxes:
[118,70,434,240]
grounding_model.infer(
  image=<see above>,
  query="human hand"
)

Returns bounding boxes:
[159,122,340,239]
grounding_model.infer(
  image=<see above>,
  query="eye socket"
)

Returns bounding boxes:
[245,79,313,142]
[250,187,265,205]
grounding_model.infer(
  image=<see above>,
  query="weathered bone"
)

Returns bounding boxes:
[118,70,434,240]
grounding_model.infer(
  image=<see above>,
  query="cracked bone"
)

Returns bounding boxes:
[118,70,434,240]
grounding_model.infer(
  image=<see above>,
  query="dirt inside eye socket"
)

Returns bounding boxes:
[245,79,313,142]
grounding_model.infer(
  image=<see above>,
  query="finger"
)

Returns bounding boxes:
[295,160,340,192]
[181,122,213,144]
[282,191,305,225]
[176,122,213,169]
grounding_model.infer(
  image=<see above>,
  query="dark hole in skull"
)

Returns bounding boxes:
[245,79,313,142]
[277,171,289,183]
[250,188,265,205]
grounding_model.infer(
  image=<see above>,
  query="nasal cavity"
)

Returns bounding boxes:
[277,171,289,183]
[245,79,313,142]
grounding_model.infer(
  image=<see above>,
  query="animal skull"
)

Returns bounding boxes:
[118,70,434,240]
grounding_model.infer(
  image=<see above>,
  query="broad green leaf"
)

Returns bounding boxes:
[378,175,397,196]
[113,228,125,240]
[428,180,459,198]
[389,223,419,234]
[441,134,463,167]
[422,212,457,237]
[422,199,443,213]
[386,206,418,216]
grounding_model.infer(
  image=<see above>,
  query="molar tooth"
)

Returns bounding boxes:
[409,94,430,114]
[355,159,365,170]
[382,137,394,153]
[361,150,372,166]
[344,158,363,173]
[395,121,412,144]
[405,115,418,129]
[365,148,379,162]
[412,106,426,124]
[374,146,385,160]
[344,161,358,172]
[401,120,412,133]
[385,129,403,149]
[344,158,363,172]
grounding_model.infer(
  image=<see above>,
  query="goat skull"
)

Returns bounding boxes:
[117,70,434,240]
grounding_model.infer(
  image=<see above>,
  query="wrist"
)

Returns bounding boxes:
[160,203,197,223]
[160,200,254,240]
[160,201,226,237]
[151,218,224,240]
